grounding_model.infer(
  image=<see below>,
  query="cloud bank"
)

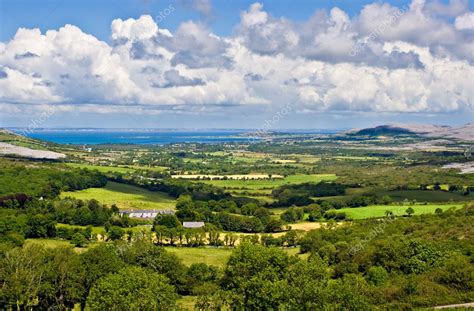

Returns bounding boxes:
[0,0,473,118]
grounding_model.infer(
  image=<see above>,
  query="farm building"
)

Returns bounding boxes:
[120,209,174,219]
[183,221,205,228]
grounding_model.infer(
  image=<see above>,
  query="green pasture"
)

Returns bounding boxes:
[56,223,104,235]
[65,163,167,174]
[200,174,337,190]
[166,246,308,268]
[61,181,176,210]
[340,203,465,220]
[165,247,233,267]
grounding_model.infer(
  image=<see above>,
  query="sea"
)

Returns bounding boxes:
[13,129,336,145]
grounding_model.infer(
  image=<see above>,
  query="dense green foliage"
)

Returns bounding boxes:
[1,206,472,309]
[87,266,177,310]
[0,159,107,200]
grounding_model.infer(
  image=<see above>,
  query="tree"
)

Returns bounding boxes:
[25,214,56,238]
[366,266,388,286]
[71,232,87,247]
[308,209,323,222]
[39,247,84,310]
[107,226,124,241]
[208,230,221,246]
[0,244,46,309]
[405,207,415,217]
[222,243,296,309]
[285,258,329,309]
[78,244,124,309]
[186,263,219,291]
[264,219,284,233]
[224,233,238,247]
[280,207,304,223]
[87,266,177,310]
[119,242,187,293]
[176,195,194,210]
[436,253,474,290]
[154,214,181,229]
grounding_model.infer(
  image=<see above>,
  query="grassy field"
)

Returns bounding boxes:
[61,181,176,210]
[24,238,102,253]
[340,203,465,220]
[65,163,137,174]
[25,238,73,248]
[200,174,337,190]
[166,246,309,268]
[166,247,233,267]
[56,223,105,234]
[65,163,167,174]
[380,190,473,202]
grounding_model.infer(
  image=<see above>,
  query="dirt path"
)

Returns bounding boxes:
[433,302,474,309]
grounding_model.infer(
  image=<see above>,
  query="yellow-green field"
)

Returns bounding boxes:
[56,223,105,234]
[166,247,233,267]
[166,246,308,268]
[200,174,337,190]
[340,203,465,219]
[61,181,176,210]
[24,238,98,253]
[65,163,167,174]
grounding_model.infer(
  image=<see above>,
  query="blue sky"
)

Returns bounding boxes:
[1,0,417,41]
[0,0,473,129]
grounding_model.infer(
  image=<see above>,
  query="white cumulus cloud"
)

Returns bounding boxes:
[0,0,473,118]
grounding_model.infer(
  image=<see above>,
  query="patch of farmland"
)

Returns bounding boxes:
[199,174,337,190]
[61,181,176,210]
[340,203,464,220]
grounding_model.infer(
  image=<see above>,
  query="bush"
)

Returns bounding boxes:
[323,210,347,221]
[87,266,177,310]
[366,266,389,286]
[71,232,87,247]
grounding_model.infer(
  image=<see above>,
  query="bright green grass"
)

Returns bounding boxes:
[61,181,176,210]
[65,163,136,174]
[340,203,465,220]
[165,247,233,267]
[56,223,104,234]
[200,174,337,190]
[380,190,473,202]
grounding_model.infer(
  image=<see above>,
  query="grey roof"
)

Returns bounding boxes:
[183,221,205,228]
